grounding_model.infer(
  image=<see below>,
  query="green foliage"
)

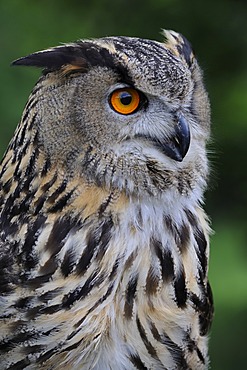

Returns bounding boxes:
[1,1,246,368]
[209,222,247,369]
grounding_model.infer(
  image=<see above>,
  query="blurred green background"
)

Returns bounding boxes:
[0,1,246,369]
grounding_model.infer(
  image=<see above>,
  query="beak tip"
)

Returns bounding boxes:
[164,146,186,162]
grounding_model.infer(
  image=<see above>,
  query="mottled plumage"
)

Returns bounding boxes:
[0,30,213,369]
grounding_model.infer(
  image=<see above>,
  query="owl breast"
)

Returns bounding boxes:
[9,189,209,370]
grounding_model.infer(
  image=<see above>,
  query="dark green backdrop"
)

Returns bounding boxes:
[1,1,246,369]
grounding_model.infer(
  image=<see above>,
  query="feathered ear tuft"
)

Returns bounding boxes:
[12,45,89,73]
[162,30,195,68]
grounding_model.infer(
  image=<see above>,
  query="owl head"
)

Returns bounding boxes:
[12,30,210,199]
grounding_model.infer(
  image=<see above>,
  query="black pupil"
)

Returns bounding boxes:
[120,91,132,105]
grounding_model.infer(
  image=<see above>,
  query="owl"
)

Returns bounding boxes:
[0,30,213,369]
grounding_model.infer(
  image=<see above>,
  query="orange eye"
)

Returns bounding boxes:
[109,88,141,115]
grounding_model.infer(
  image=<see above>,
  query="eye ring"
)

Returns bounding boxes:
[109,88,143,115]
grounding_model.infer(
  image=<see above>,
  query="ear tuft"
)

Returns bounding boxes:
[12,45,89,72]
[162,30,195,68]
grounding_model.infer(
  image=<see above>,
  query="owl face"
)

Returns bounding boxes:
[13,31,210,197]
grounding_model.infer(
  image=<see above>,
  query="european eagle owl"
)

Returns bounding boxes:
[0,30,213,369]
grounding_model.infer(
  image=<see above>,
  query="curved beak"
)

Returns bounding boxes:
[162,113,191,162]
